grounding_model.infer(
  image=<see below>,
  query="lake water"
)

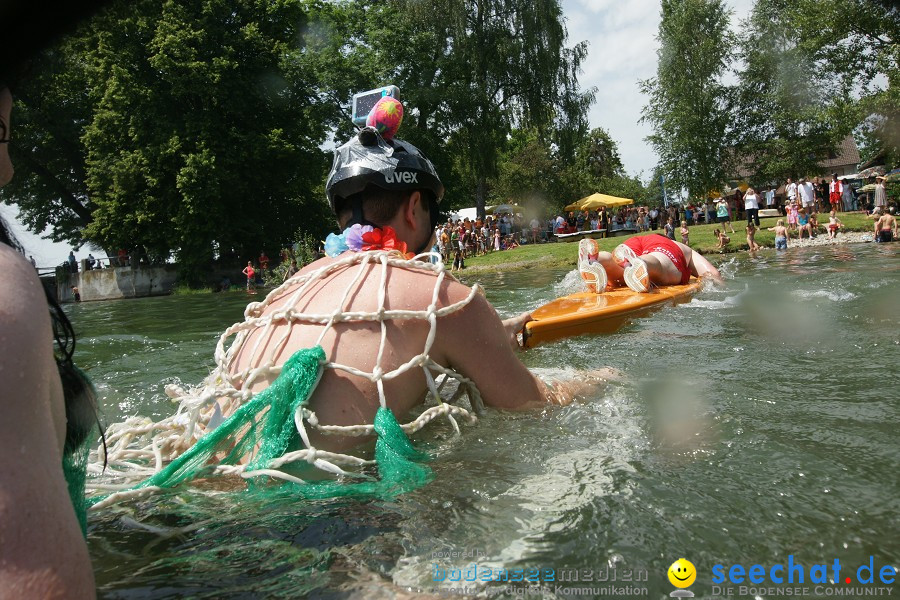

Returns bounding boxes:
[72,242,899,599]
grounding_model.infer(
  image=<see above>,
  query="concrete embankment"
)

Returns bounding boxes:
[57,265,180,302]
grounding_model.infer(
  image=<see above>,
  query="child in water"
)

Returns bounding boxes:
[827,210,843,240]
[714,228,730,251]
[680,220,690,244]
[768,219,789,250]
[746,223,761,252]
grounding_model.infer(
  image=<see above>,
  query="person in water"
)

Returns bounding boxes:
[715,228,730,251]
[226,125,611,452]
[1,10,109,590]
[746,223,761,252]
[242,261,255,290]
[874,210,896,243]
[768,219,789,250]
[584,233,721,293]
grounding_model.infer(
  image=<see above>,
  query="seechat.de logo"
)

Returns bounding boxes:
[668,558,697,598]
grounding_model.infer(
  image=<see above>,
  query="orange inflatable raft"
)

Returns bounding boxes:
[522,279,703,348]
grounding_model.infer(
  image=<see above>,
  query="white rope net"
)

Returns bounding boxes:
[87,250,485,509]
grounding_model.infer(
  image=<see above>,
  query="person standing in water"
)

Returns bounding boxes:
[1,5,112,590]
[874,210,895,243]
[745,223,761,252]
[242,261,256,290]
[768,219,789,250]
[226,120,614,454]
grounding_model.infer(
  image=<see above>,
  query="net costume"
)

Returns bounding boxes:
[87,249,484,509]
[86,107,485,508]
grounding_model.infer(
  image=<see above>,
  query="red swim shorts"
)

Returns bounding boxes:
[623,234,691,285]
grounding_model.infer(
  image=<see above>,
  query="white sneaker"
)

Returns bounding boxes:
[579,261,608,294]
[612,243,638,267]
[623,256,651,293]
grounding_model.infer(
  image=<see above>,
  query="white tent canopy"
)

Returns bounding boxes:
[447,207,478,221]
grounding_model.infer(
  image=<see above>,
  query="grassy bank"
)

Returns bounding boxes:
[461,212,873,272]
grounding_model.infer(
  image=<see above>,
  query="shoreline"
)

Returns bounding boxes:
[459,230,880,274]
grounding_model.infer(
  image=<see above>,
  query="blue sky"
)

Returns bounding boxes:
[3,0,755,267]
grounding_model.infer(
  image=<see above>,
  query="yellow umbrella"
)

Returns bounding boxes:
[563,201,584,212]
[578,192,634,210]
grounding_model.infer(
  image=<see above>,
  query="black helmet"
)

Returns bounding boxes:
[325,127,444,214]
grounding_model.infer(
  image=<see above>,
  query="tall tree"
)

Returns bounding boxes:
[1,0,345,279]
[781,0,899,166]
[574,127,625,181]
[730,0,860,183]
[345,0,594,217]
[492,128,556,206]
[639,0,734,200]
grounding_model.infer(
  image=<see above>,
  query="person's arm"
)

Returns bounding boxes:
[435,290,605,410]
[0,248,96,599]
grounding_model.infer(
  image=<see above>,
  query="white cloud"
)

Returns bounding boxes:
[562,0,755,180]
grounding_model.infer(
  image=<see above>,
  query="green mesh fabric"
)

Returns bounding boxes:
[63,436,91,535]
[270,405,433,501]
[89,345,432,506]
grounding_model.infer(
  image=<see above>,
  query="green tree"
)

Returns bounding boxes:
[1,0,345,280]
[639,0,734,200]
[550,127,648,210]
[731,0,860,184]
[345,0,594,218]
[574,127,625,181]
[787,0,899,166]
[492,128,556,206]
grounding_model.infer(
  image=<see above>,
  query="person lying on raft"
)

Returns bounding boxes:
[578,234,722,293]
[226,121,612,453]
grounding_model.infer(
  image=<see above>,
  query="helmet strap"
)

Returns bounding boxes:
[414,195,441,255]
[345,198,380,229]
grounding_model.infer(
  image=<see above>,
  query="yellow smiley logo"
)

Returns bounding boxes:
[668,558,696,588]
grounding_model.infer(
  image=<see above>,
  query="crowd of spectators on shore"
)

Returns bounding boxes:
[63,173,892,278]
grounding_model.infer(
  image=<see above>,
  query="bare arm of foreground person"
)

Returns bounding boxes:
[434,285,608,410]
[0,247,96,599]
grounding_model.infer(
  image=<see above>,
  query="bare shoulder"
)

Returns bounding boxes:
[0,247,96,597]
[0,244,59,432]
[0,247,57,395]
[287,255,475,311]
[0,245,51,327]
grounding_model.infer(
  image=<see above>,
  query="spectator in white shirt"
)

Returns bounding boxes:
[744,187,761,226]
[798,177,815,211]
[786,178,798,205]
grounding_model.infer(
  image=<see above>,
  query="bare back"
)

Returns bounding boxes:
[225,254,547,451]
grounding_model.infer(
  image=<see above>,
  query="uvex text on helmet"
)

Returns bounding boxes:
[325,128,444,214]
